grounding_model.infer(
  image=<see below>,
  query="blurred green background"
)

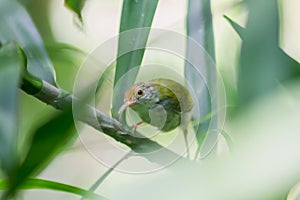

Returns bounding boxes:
[1,0,300,199]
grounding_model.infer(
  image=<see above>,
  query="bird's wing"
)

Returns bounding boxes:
[150,78,194,113]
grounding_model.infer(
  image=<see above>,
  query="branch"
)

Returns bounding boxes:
[22,80,184,163]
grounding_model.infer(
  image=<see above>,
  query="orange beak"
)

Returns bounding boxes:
[118,101,136,115]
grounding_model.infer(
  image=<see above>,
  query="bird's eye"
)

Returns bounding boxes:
[137,89,144,96]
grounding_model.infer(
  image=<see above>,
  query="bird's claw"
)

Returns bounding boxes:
[131,121,144,133]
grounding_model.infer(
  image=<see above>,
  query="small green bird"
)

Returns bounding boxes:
[118,78,194,157]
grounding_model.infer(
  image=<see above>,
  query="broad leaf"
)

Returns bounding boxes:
[238,0,300,105]
[112,0,159,117]
[0,0,56,85]
[7,110,75,196]
[0,43,21,177]
[184,0,217,158]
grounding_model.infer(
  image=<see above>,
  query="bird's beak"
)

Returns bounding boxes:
[118,101,136,114]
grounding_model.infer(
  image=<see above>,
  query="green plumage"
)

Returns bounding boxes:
[125,78,194,132]
[149,78,194,113]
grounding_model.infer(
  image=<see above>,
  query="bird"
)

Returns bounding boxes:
[118,78,194,158]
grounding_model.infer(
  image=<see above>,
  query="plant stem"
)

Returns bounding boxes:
[21,80,184,163]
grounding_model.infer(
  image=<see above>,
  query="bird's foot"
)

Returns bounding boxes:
[131,121,144,133]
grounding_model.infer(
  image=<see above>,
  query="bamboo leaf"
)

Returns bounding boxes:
[220,130,234,151]
[65,0,86,23]
[82,152,131,200]
[7,110,76,196]
[112,0,159,117]
[0,0,56,85]
[0,43,21,177]
[185,0,216,157]
[223,15,245,39]
[0,178,106,200]
[238,0,300,105]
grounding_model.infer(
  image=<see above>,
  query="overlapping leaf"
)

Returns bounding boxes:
[185,0,216,157]
[7,110,76,196]
[0,43,21,177]
[237,0,300,105]
[0,0,56,85]
[112,0,159,117]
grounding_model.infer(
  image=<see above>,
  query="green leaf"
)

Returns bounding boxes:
[111,0,159,117]
[7,110,76,196]
[45,42,86,91]
[0,178,106,200]
[0,0,56,85]
[223,15,245,39]
[18,46,43,95]
[184,0,216,158]
[65,0,86,23]
[83,152,130,199]
[238,0,300,105]
[0,43,21,177]
[220,130,234,151]
[96,64,115,94]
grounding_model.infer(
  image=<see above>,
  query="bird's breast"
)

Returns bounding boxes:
[131,103,181,132]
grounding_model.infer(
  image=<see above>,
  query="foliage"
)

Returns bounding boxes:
[0,0,56,85]
[111,0,159,118]
[185,0,216,159]
[65,0,86,23]
[0,43,21,178]
[236,0,300,106]
[0,0,299,199]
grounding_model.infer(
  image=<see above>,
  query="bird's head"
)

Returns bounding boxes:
[118,82,160,114]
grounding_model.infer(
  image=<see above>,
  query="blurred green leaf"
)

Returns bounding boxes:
[0,0,56,85]
[223,15,245,39]
[65,0,86,23]
[287,182,300,200]
[7,110,75,196]
[0,178,106,199]
[186,0,215,60]
[220,130,234,151]
[83,152,130,200]
[19,46,43,95]
[45,43,86,91]
[96,64,115,94]
[112,0,159,117]
[46,43,84,54]
[0,43,21,177]
[184,0,216,158]
[238,0,300,105]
